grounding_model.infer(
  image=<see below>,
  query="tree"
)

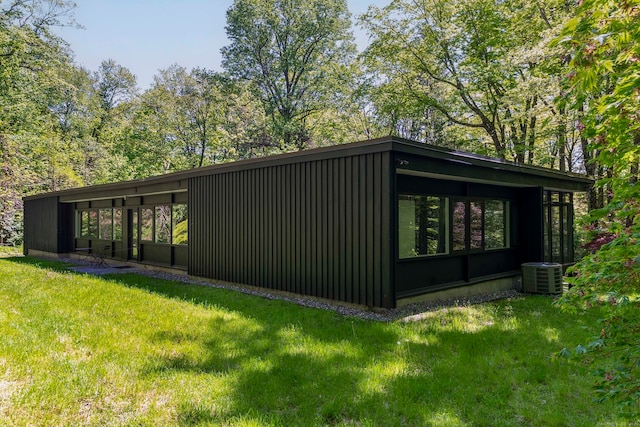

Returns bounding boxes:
[0,0,77,244]
[87,59,138,183]
[90,59,137,144]
[215,79,275,160]
[222,0,356,150]
[360,0,574,162]
[0,0,76,76]
[132,65,225,172]
[556,0,640,415]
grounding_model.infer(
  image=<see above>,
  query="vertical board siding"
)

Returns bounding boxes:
[24,196,61,253]
[188,151,394,308]
[23,196,74,254]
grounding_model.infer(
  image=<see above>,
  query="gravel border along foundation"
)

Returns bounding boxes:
[60,256,524,322]
[129,269,524,322]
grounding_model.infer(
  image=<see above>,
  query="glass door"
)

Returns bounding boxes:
[127,208,139,261]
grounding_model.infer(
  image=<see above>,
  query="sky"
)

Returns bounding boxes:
[55,0,390,90]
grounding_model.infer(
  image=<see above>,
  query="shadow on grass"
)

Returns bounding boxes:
[98,272,602,426]
[4,255,73,272]
[2,256,608,426]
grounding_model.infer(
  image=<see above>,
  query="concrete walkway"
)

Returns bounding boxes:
[67,263,137,276]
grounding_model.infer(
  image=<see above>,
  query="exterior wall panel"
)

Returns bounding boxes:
[188,152,394,308]
[395,175,524,297]
[24,196,73,254]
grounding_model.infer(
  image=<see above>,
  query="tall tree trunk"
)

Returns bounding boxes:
[527,115,536,164]
[579,104,599,210]
[557,105,567,172]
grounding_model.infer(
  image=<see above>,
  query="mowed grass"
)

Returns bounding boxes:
[0,257,629,426]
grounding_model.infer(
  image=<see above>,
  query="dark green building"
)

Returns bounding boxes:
[23,137,591,308]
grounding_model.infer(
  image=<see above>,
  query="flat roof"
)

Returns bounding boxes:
[24,136,593,202]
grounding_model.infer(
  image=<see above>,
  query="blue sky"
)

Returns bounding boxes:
[56,0,390,90]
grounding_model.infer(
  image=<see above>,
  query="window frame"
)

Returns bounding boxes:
[544,191,573,264]
[140,207,154,242]
[450,198,510,253]
[75,209,99,238]
[171,204,188,246]
[154,205,171,244]
[398,194,449,259]
[75,203,186,245]
[75,208,123,241]
[98,208,113,241]
[139,204,188,246]
[398,194,510,260]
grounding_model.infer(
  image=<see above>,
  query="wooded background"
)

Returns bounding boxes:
[1,0,638,411]
[0,0,618,245]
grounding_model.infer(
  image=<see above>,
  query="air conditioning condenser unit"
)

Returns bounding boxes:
[521,262,563,294]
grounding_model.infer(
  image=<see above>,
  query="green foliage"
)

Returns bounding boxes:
[132,65,223,173]
[0,0,79,243]
[0,258,628,425]
[360,0,578,166]
[556,0,640,414]
[222,0,357,150]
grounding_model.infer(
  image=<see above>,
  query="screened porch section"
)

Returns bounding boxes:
[73,195,188,268]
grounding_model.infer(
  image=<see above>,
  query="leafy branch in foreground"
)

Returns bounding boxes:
[556,290,640,414]
[554,0,640,416]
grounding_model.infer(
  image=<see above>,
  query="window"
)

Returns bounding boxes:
[452,201,466,251]
[76,208,123,241]
[131,210,138,258]
[398,195,509,258]
[485,200,506,249]
[78,211,89,237]
[544,191,573,264]
[138,204,188,245]
[140,208,154,241]
[155,205,171,243]
[88,210,98,237]
[172,204,188,245]
[76,209,98,239]
[398,195,448,258]
[113,209,123,240]
[99,209,113,240]
[77,203,187,245]
[470,202,483,250]
[453,200,508,252]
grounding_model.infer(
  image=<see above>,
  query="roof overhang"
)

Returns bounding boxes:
[392,138,593,192]
[23,136,593,202]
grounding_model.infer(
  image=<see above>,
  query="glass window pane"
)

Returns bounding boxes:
[452,201,466,251]
[485,200,506,249]
[562,205,571,262]
[140,208,154,241]
[113,209,122,241]
[424,196,447,255]
[155,205,171,244]
[99,209,113,240]
[80,211,89,237]
[551,205,561,262]
[132,210,139,258]
[398,196,417,257]
[398,195,447,258]
[172,204,188,245]
[88,210,98,238]
[470,202,483,250]
[544,192,574,263]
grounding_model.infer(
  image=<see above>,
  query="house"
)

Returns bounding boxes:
[23,137,591,308]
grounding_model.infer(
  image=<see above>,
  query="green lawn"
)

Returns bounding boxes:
[0,257,630,426]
